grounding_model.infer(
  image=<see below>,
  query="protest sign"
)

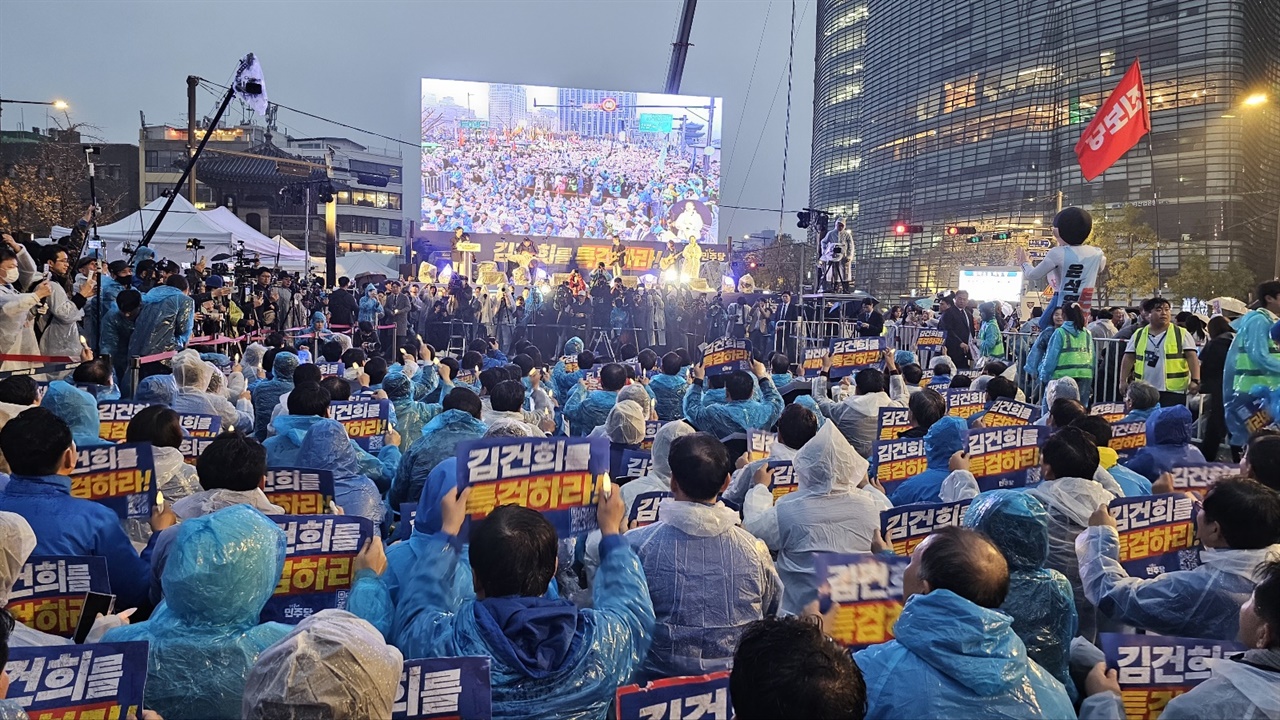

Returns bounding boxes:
[815,553,910,649]
[263,468,336,515]
[5,556,110,638]
[394,503,419,541]
[628,491,671,528]
[176,413,222,438]
[620,449,653,479]
[1166,463,1238,498]
[96,402,150,441]
[180,436,216,465]
[1228,392,1272,438]
[1110,420,1148,460]
[559,355,579,374]
[880,500,972,556]
[945,389,987,420]
[747,429,775,462]
[1100,633,1246,720]
[640,420,663,451]
[316,361,345,377]
[392,656,492,720]
[70,443,156,521]
[457,436,609,537]
[330,399,392,451]
[966,426,1044,491]
[5,641,149,719]
[1091,402,1127,423]
[982,398,1042,427]
[876,407,913,441]
[928,374,951,387]
[767,460,798,500]
[703,337,752,376]
[615,671,731,720]
[916,328,946,354]
[260,515,375,624]
[801,347,828,378]
[583,368,602,391]
[828,337,885,379]
[870,437,927,497]
[1109,494,1200,578]
[455,368,478,387]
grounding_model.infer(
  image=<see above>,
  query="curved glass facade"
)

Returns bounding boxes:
[811,0,1280,297]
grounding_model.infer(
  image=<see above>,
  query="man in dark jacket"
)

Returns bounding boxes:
[855,298,885,338]
[939,293,973,370]
[327,276,359,330]
[383,279,413,359]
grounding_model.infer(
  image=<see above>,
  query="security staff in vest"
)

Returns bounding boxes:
[1120,296,1200,408]
[1039,302,1095,405]
[1224,280,1280,446]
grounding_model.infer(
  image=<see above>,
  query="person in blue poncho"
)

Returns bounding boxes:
[104,505,292,720]
[1224,281,1280,445]
[349,475,655,719]
[767,352,794,389]
[171,349,253,432]
[682,361,783,439]
[299,418,386,525]
[1071,415,1153,497]
[888,415,968,506]
[854,526,1074,719]
[963,490,1077,699]
[40,380,111,449]
[263,383,334,468]
[1118,379,1160,423]
[649,352,688,422]
[388,387,487,512]
[357,283,383,325]
[383,371,439,446]
[1122,404,1206,482]
[552,338,587,397]
[127,275,194,362]
[564,362,627,436]
[251,350,299,440]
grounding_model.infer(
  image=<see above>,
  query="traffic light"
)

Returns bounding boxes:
[991,231,1012,240]
[797,211,811,229]
[966,235,983,244]
[946,225,978,236]
[893,223,924,234]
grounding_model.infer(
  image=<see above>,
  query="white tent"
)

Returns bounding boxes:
[201,207,320,273]
[335,252,398,281]
[53,195,235,262]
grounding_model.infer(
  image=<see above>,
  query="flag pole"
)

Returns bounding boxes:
[1140,58,1161,294]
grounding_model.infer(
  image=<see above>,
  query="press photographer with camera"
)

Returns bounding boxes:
[0,233,51,371]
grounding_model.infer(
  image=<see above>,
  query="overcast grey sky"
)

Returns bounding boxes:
[0,0,815,241]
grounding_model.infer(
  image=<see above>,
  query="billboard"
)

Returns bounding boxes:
[958,267,1024,304]
[419,78,724,265]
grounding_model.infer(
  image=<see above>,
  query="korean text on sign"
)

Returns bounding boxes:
[180,437,215,465]
[767,460,798,501]
[871,438,927,497]
[747,430,775,462]
[801,347,829,378]
[1167,464,1238,498]
[263,468,337,515]
[458,435,609,538]
[827,337,885,379]
[876,407,913,441]
[966,426,1043,491]
[316,361,345,377]
[5,556,110,638]
[392,656,492,720]
[620,449,653,479]
[96,402,149,442]
[1109,494,1199,578]
[641,420,664,451]
[1092,402,1127,423]
[1100,632,1245,720]
[815,553,910,649]
[1110,421,1148,460]
[703,337,752,377]
[330,399,392,451]
[916,329,946,352]
[945,390,987,420]
[5,641,148,719]
[982,399,1042,427]
[560,355,579,374]
[880,500,972,556]
[628,492,671,529]
[70,443,156,521]
[260,515,374,624]
[178,413,221,438]
[615,671,732,720]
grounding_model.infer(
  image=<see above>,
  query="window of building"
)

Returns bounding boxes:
[337,190,402,210]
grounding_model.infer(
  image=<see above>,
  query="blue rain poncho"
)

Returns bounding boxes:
[354,531,655,720]
[648,373,687,421]
[792,394,826,429]
[888,416,968,506]
[262,414,327,467]
[103,505,292,720]
[298,419,384,525]
[358,284,383,324]
[1225,308,1280,445]
[388,409,487,510]
[40,381,111,449]
[251,351,299,440]
[964,491,1077,697]
[855,589,1074,719]
[384,372,439,445]
[171,350,252,432]
[1077,525,1280,641]
[552,339,587,400]
[1123,405,1206,482]
[100,306,135,382]
[127,284,194,358]
[627,499,781,681]
[742,422,881,614]
[82,273,128,350]
[135,374,178,405]
[241,609,404,720]
[681,377,784,439]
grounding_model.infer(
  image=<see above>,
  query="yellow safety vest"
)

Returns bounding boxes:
[1053,328,1093,379]
[1232,309,1280,393]
[1133,325,1189,392]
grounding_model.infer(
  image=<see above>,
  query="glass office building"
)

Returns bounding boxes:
[810,0,1280,297]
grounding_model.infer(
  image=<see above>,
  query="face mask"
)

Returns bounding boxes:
[3,267,18,285]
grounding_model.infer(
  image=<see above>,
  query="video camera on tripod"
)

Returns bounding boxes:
[211,240,262,306]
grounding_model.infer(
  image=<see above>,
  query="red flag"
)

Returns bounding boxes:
[1075,59,1151,181]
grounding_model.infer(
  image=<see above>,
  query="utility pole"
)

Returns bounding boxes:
[665,0,698,94]
[187,76,199,204]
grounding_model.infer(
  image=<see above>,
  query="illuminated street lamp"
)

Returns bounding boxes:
[0,97,70,133]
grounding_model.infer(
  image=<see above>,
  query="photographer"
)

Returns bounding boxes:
[328,276,359,330]
[248,267,281,334]
[0,233,51,370]
[37,244,96,360]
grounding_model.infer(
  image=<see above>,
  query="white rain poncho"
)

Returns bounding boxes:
[171,349,252,432]
[743,422,880,614]
[603,400,646,445]
[241,609,403,720]
[616,384,653,419]
[125,445,202,547]
[1160,649,1280,719]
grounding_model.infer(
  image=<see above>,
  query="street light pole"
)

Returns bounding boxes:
[0,98,69,135]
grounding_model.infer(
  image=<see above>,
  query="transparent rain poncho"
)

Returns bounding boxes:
[298,419,384,525]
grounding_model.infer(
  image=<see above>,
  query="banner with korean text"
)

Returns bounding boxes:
[828,337,885,379]
[181,436,216,465]
[260,515,375,624]
[392,656,492,720]
[70,443,156,522]
[815,553,910,649]
[263,468,336,515]
[945,389,987,420]
[1100,633,1245,720]
[1110,420,1148,461]
[331,399,393,451]
[1167,463,1238,499]
[640,420,664,451]
[5,641,149,719]
[628,492,671,529]
[703,338,751,376]
[916,329,946,355]
[96,402,150,441]
[619,449,652,479]
[1075,59,1149,182]
[876,407,913,441]
[6,556,110,639]
[767,460,798,500]
[982,398,1042,427]
[317,361,345,377]
[616,671,731,720]
[1092,402,1127,423]
[178,413,221,438]
[880,500,972,556]
[1109,494,1200,577]
[746,429,775,462]
[801,347,828,378]
[457,436,609,538]
[871,437,927,497]
[966,426,1044,491]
